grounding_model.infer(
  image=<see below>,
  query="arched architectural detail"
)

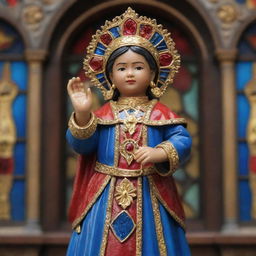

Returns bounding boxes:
[232,13,256,48]
[42,0,217,57]
[0,8,30,49]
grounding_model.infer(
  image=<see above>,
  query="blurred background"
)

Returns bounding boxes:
[0,0,256,255]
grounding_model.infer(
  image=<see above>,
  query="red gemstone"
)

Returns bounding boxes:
[139,24,153,39]
[100,33,112,45]
[126,143,134,152]
[123,19,137,35]
[89,56,103,71]
[159,53,173,66]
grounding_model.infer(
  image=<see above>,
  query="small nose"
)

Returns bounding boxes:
[127,68,134,77]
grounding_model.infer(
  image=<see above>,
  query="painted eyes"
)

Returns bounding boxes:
[117,66,144,71]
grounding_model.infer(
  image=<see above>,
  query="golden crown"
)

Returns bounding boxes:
[83,7,180,100]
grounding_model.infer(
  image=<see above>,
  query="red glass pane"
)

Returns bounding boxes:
[139,24,153,39]
[173,66,192,93]
[72,28,94,54]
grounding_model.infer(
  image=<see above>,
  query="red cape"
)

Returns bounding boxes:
[68,101,186,229]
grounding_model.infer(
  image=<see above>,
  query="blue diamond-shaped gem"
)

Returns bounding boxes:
[111,211,135,242]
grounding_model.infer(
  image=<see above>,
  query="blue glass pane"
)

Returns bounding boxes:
[183,80,198,121]
[10,180,25,221]
[238,142,249,175]
[14,142,26,175]
[237,94,250,138]
[239,180,251,221]
[236,62,252,90]
[11,62,28,90]
[13,94,27,137]
[173,168,186,182]
[0,20,24,53]
[236,0,245,3]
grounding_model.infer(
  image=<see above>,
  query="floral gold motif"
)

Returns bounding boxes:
[217,4,238,24]
[115,178,137,209]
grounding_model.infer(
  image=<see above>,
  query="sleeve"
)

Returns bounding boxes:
[66,112,99,155]
[155,124,192,176]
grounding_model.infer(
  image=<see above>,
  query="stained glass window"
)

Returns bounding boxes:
[236,22,256,222]
[0,20,27,222]
[64,19,201,220]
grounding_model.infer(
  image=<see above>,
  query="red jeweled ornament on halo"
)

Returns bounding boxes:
[89,56,103,71]
[100,33,112,45]
[139,24,153,39]
[123,18,137,35]
[159,53,173,66]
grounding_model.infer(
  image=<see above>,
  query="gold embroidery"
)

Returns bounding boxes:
[156,141,179,176]
[115,178,137,209]
[72,176,111,229]
[150,177,185,229]
[136,177,142,256]
[123,113,139,135]
[96,117,187,126]
[68,112,97,139]
[100,177,116,256]
[117,96,150,108]
[148,176,167,256]
[95,162,156,177]
[114,124,120,167]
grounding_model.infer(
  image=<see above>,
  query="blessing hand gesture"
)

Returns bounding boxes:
[67,77,92,126]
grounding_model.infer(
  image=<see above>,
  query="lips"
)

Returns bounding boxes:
[126,80,136,83]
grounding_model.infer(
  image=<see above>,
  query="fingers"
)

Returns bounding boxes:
[134,147,151,164]
[67,77,85,95]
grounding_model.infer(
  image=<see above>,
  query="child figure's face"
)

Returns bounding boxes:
[110,49,155,97]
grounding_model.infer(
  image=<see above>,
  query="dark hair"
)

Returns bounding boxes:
[105,45,158,100]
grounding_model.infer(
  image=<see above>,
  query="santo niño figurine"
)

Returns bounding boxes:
[66,8,192,256]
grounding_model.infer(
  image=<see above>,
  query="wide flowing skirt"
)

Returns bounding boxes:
[67,176,190,256]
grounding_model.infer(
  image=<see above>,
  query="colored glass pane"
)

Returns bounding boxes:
[237,94,250,138]
[13,95,27,137]
[239,180,252,221]
[10,180,25,221]
[0,0,18,6]
[236,62,253,90]
[173,66,192,93]
[238,23,256,55]
[168,28,194,56]
[183,80,199,121]
[14,143,26,175]
[184,184,199,214]
[0,21,24,53]
[236,0,246,3]
[238,142,249,175]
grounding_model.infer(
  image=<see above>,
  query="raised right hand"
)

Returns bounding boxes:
[67,77,92,126]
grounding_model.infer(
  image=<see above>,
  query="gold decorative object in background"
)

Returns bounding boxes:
[0,62,18,220]
[217,4,238,24]
[244,62,256,219]
[22,4,44,31]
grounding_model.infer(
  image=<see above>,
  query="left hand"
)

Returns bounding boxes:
[134,146,168,165]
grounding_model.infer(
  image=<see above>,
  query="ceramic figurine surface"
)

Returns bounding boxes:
[66,8,192,256]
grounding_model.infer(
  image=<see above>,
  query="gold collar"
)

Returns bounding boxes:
[115,96,149,109]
